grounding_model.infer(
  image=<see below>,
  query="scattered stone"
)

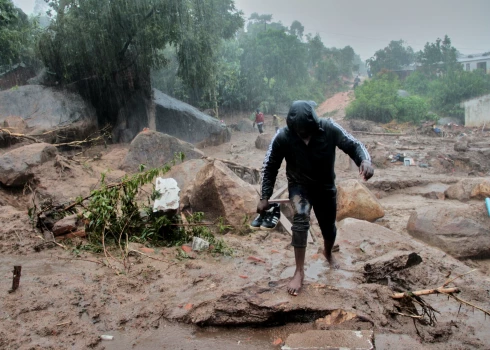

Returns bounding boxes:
[0,143,57,186]
[248,256,266,263]
[153,178,180,213]
[445,178,488,201]
[255,133,274,151]
[186,160,257,226]
[181,245,192,254]
[454,140,469,152]
[364,251,422,283]
[184,303,193,310]
[271,250,280,254]
[192,237,210,252]
[470,179,490,199]
[283,330,374,350]
[315,309,357,326]
[153,89,230,145]
[422,191,445,200]
[121,130,204,172]
[273,338,283,346]
[52,214,78,237]
[139,247,155,254]
[407,204,490,259]
[3,116,27,133]
[239,275,248,279]
[336,179,385,222]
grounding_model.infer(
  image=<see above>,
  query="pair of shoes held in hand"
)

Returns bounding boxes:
[250,203,280,230]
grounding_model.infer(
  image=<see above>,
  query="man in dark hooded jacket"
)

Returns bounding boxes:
[257,100,374,295]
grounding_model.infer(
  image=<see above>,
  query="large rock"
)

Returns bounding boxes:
[153,89,230,146]
[255,133,273,150]
[407,204,490,259]
[161,158,208,191]
[186,160,257,226]
[231,119,254,133]
[121,130,204,172]
[337,179,385,222]
[0,85,97,139]
[445,178,490,201]
[52,214,78,237]
[3,116,27,133]
[0,143,57,186]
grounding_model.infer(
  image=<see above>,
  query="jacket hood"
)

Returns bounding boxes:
[286,100,320,134]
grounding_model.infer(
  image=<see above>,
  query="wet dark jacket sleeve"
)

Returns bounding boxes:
[330,121,371,167]
[260,133,285,199]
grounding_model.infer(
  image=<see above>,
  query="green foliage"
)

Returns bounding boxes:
[395,95,429,123]
[346,75,400,123]
[366,40,415,75]
[403,71,433,96]
[417,35,459,75]
[428,70,490,117]
[0,0,40,67]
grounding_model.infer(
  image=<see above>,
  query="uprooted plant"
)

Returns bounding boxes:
[31,153,233,271]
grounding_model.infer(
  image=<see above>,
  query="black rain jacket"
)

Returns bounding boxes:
[260,101,371,199]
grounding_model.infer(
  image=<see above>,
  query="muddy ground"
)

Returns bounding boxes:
[1,94,490,349]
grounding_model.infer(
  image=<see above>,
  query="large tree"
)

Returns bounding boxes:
[367,40,414,75]
[38,0,243,125]
[417,35,458,75]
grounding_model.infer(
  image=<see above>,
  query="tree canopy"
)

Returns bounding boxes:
[366,40,415,75]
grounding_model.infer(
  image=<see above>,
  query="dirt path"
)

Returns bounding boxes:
[316,91,354,119]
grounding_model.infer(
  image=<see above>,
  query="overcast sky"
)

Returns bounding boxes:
[13,0,490,60]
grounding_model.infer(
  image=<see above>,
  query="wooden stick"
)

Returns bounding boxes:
[269,198,290,204]
[443,269,477,287]
[351,131,406,136]
[392,287,460,299]
[9,266,22,293]
[128,250,175,265]
[0,128,40,143]
[441,292,490,317]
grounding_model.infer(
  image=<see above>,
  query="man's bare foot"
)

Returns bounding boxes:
[287,270,304,296]
[325,252,340,270]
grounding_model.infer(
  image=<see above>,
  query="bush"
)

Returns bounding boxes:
[395,96,429,123]
[345,76,400,123]
[428,70,490,117]
[404,71,432,96]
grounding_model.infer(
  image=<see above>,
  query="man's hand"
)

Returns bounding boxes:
[257,198,270,213]
[359,160,374,181]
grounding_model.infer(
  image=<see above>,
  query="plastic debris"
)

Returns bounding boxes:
[100,335,114,341]
[192,237,210,251]
[153,178,180,213]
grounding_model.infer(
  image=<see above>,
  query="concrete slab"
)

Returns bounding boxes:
[282,330,374,350]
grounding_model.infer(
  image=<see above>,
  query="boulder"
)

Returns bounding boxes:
[186,160,257,226]
[445,178,489,201]
[52,214,78,237]
[255,133,273,151]
[231,119,255,133]
[0,143,57,186]
[153,177,180,213]
[161,159,208,191]
[407,204,490,259]
[337,180,385,222]
[121,130,204,172]
[0,85,97,139]
[153,89,230,145]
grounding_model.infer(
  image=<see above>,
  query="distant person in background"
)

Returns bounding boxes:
[353,75,361,89]
[254,109,265,134]
[273,114,280,132]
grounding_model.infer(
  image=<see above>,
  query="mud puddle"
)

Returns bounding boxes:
[104,320,315,349]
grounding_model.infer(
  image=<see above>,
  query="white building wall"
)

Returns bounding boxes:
[460,58,490,73]
[463,94,490,127]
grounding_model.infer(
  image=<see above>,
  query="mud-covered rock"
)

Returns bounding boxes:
[255,133,273,151]
[0,143,57,186]
[407,204,490,259]
[3,116,27,133]
[364,251,422,283]
[0,85,97,139]
[445,178,489,201]
[454,140,469,152]
[186,160,256,226]
[153,89,230,145]
[52,214,78,237]
[121,130,204,172]
[337,179,385,222]
[231,119,254,133]
[470,179,490,199]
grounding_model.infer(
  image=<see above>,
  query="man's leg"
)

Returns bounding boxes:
[258,123,263,134]
[288,184,311,295]
[312,187,339,269]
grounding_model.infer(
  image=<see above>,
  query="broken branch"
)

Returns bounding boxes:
[392,287,460,299]
[443,269,477,287]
